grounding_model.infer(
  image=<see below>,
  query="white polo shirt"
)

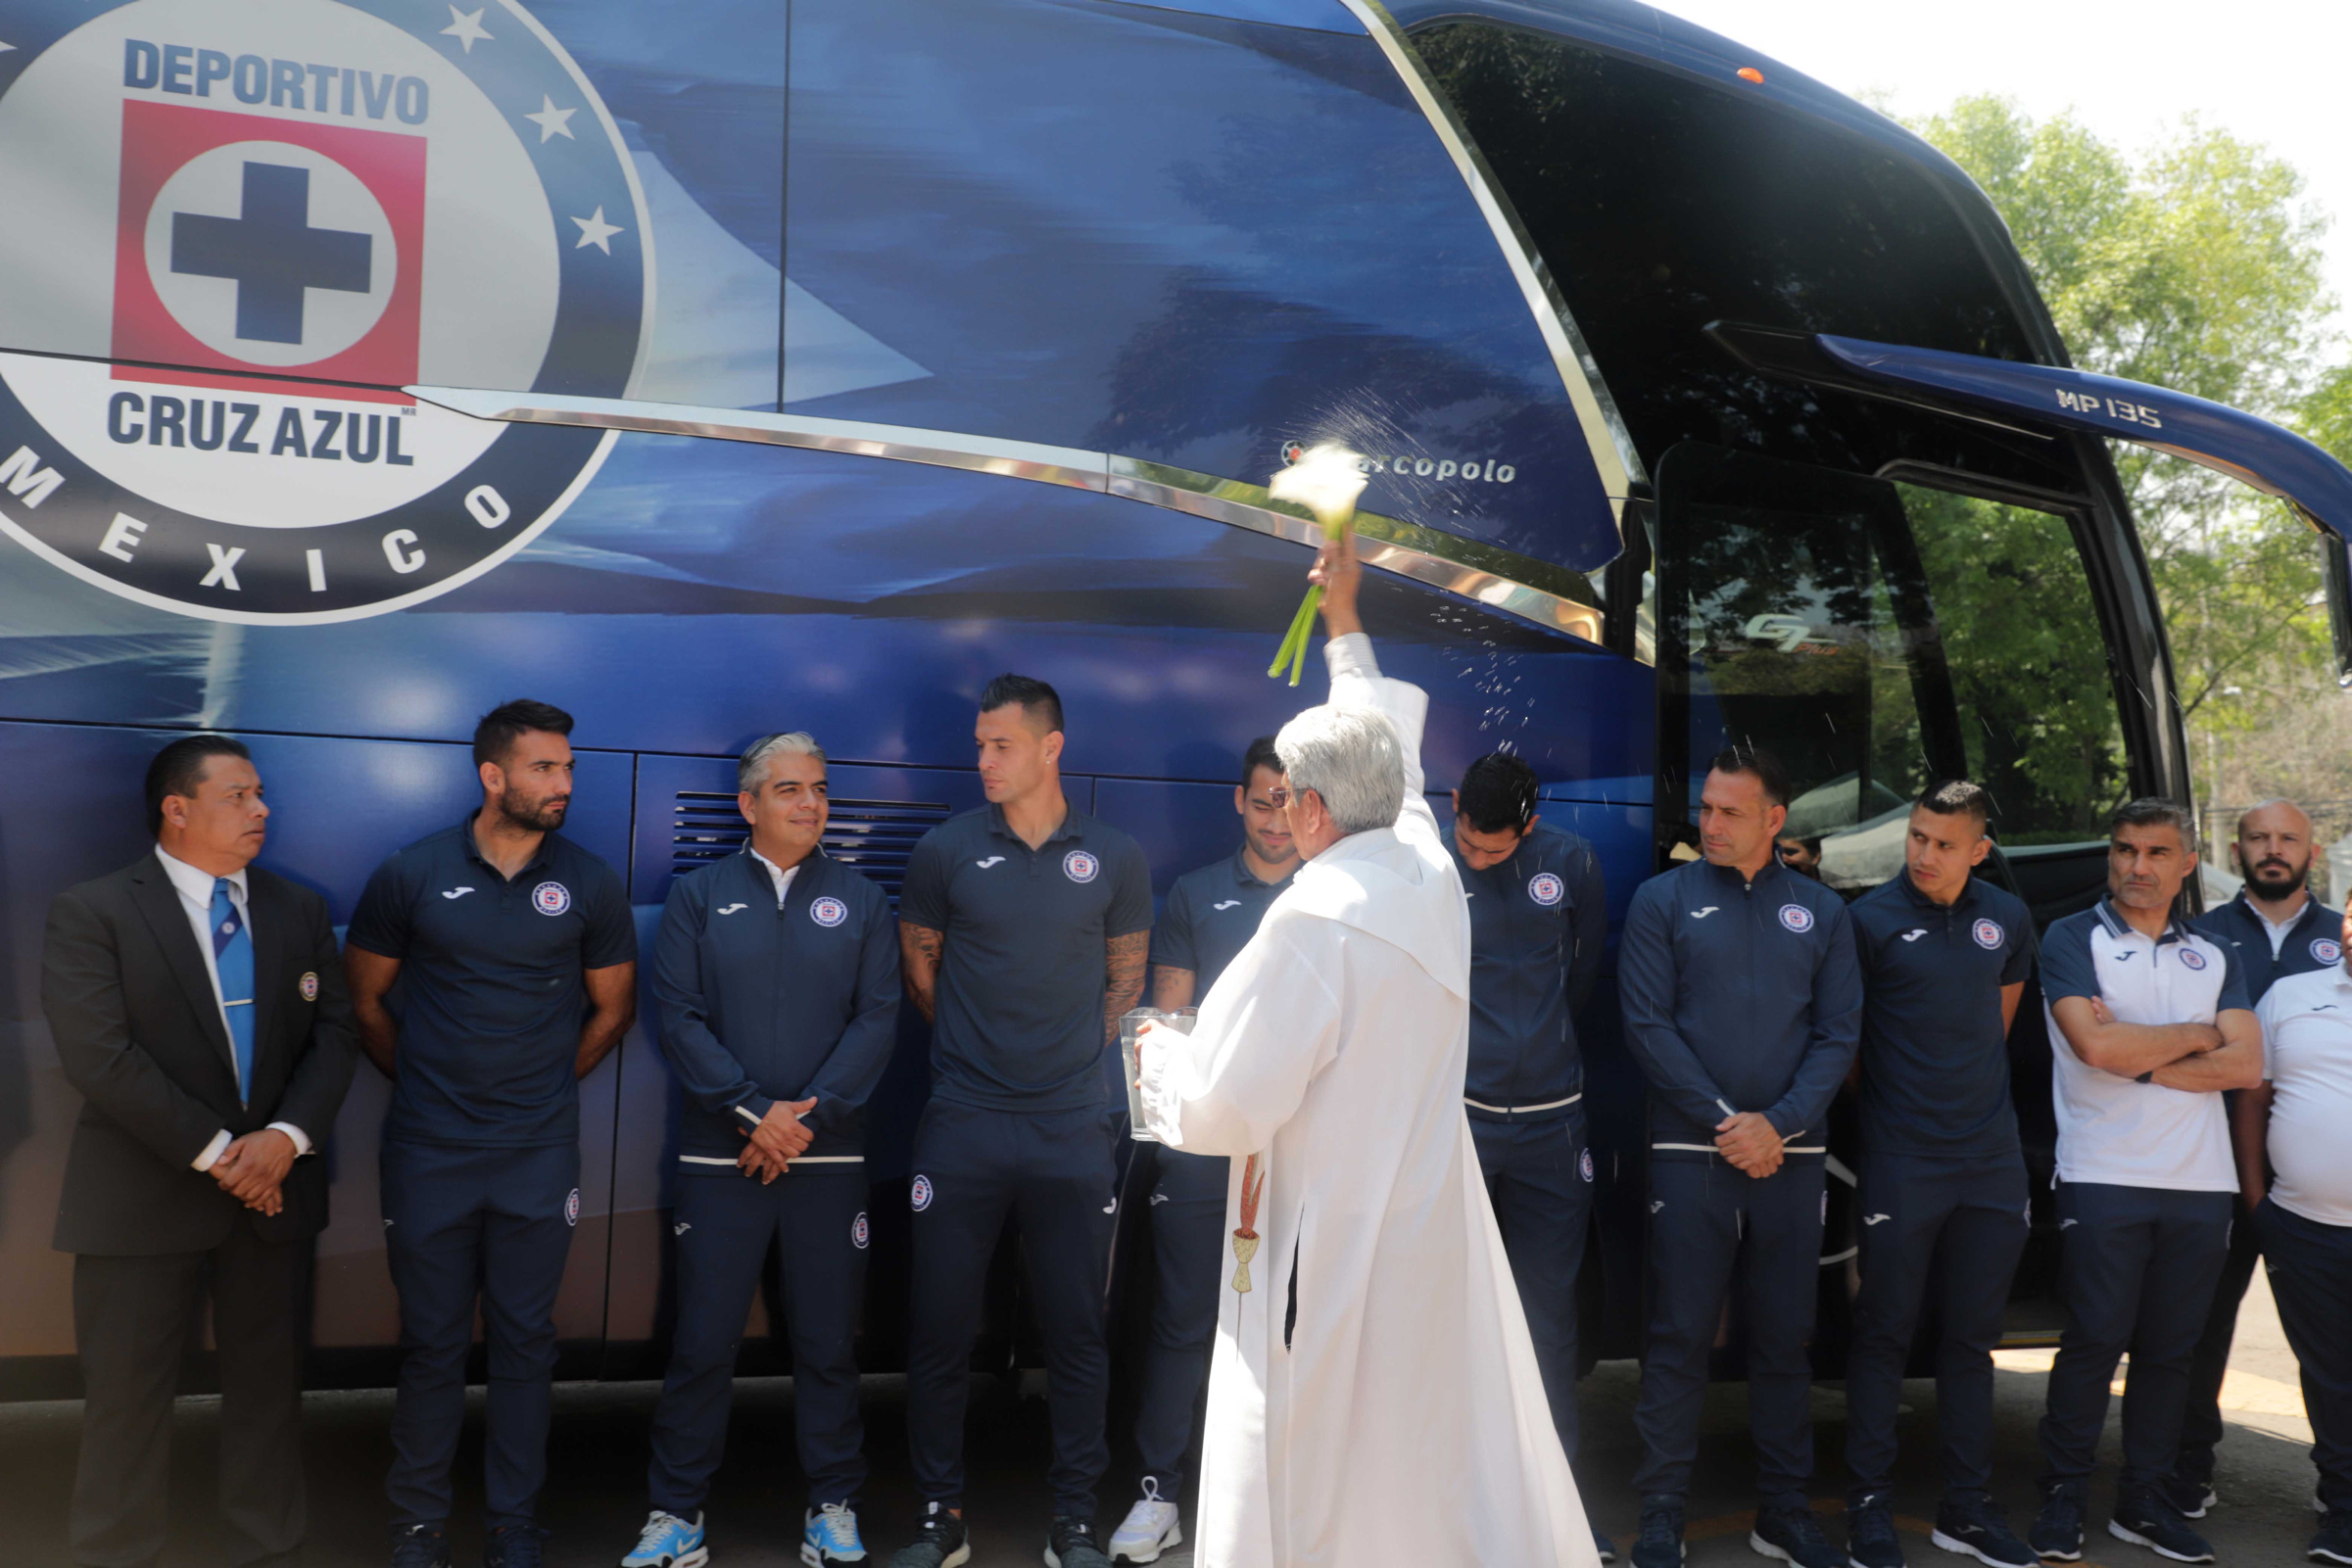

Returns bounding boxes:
[2040,898,2250,1193]
[2254,966,2352,1226]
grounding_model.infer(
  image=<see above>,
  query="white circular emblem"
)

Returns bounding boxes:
[910,1174,934,1212]
[1973,918,2004,951]
[851,1211,870,1250]
[2178,947,2208,971]
[1063,849,1099,884]
[298,969,318,1001]
[809,895,848,928]
[1528,872,1564,907]
[532,880,571,917]
[563,1187,580,1227]
[1578,1148,1595,1183]
[2315,938,2341,966]
[1779,903,1814,934]
[0,0,648,623]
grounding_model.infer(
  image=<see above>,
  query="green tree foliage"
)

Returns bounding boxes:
[1913,98,2340,786]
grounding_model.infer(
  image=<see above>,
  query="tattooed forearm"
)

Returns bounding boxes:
[1105,930,1150,1043]
[899,921,944,1024]
[1148,964,1197,1013]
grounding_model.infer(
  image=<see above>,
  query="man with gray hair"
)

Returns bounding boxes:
[2030,798,2261,1565]
[1135,535,1597,1568]
[617,732,900,1568]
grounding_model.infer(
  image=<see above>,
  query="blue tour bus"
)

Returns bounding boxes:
[2,0,2350,1400]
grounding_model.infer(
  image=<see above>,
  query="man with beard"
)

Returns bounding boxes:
[347,700,638,1568]
[2171,798,2340,1518]
[1107,736,1297,1564]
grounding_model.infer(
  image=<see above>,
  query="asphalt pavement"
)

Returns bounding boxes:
[0,1268,2324,1566]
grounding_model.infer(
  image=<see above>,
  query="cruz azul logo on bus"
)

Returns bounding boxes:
[0,0,649,623]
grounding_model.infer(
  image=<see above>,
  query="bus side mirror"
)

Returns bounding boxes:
[2327,532,2352,689]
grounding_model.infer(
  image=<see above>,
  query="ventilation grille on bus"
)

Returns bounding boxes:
[671,791,952,899]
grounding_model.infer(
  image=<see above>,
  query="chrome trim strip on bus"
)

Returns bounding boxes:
[407,387,1606,643]
[1332,0,1649,520]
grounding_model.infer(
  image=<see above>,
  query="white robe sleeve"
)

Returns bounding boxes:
[1323,631,1435,841]
[1138,922,1342,1157]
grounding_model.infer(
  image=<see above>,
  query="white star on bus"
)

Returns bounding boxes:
[571,207,623,254]
[524,96,577,143]
[441,5,492,52]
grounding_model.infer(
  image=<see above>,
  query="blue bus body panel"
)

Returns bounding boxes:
[0,0,1663,1374]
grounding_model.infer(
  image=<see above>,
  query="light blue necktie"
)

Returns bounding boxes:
[211,879,254,1104]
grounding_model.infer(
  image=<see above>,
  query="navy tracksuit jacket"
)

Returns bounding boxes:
[1451,822,1606,1466]
[647,846,899,1514]
[1617,856,1861,1501]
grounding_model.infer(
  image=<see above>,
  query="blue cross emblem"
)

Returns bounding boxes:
[170,162,372,346]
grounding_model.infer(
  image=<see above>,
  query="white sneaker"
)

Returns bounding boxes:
[1107,1497,1182,1563]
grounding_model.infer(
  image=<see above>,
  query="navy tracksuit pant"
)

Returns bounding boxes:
[648,1167,870,1516]
[1844,1151,2030,1502]
[1469,1112,1593,1465]
[2176,1195,2264,1488]
[381,1140,579,1530]
[2039,1181,2232,1490]
[2255,1198,2352,1513]
[1132,1144,1226,1497]
[1634,1155,1826,1503]
[906,1101,1118,1515]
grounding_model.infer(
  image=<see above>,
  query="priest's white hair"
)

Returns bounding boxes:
[1276,702,1404,835]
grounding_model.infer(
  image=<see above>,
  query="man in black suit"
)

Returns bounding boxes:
[41,734,358,1568]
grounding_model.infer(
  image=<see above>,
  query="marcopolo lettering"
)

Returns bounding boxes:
[123,39,430,124]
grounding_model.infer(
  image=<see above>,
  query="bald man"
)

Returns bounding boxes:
[2173,798,2340,1517]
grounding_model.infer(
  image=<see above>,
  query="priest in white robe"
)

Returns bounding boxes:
[1136,536,1600,1568]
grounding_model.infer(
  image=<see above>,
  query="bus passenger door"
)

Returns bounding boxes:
[1654,441,2137,1351]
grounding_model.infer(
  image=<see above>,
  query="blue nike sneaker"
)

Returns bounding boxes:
[804,1502,869,1564]
[620,1510,708,1568]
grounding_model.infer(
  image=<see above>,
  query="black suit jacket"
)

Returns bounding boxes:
[42,854,360,1256]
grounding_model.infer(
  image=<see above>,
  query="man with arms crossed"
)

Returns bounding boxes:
[2029,799,2260,1565]
[1444,749,1611,1561]
[44,735,357,1568]
[2238,906,2352,1565]
[619,732,900,1568]
[1841,781,2037,1568]
[1617,746,1861,1568]
[2172,798,2338,1519]
[348,701,638,1568]
[892,675,1153,1568]
[1106,736,1296,1565]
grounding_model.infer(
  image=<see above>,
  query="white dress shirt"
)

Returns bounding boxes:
[153,846,312,1172]
[2252,893,2309,957]
[748,845,804,908]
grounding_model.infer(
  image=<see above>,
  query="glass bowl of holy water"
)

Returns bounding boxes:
[1121,1007,1197,1141]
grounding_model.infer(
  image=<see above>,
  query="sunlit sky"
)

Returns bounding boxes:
[1655,0,2351,364]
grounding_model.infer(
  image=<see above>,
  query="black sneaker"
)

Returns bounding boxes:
[1593,1520,1618,1563]
[2107,1485,2216,1564]
[1931,1492,2035,1568]
[1046,1514,1113,1568]
[1632,1496,1686,1568]
[2030,1480,2087,1562]
[889,1503,972,1568]
[1846,1493,1904,1568]
[484,1525,548,1568]
[1751,1501,1841,1568]
[391,1524,454,1568]
[2158,1474,2216,1520]
[2313,1509,2352,1566]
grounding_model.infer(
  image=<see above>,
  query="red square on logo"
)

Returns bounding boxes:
[113,100,425,400]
